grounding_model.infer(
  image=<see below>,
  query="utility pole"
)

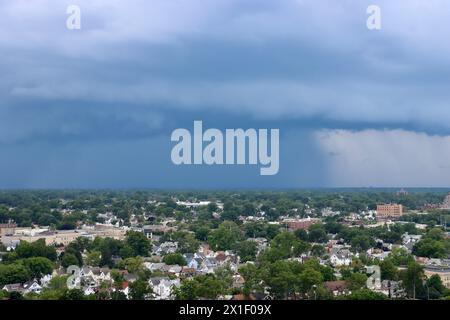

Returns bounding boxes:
[413,263,416,300]
[424,281,430,300]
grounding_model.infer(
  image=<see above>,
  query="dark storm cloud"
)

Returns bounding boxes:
[1,0,450,187]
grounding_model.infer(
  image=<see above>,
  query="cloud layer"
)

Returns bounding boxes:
[317,129,450,187]
[0,0,450,187]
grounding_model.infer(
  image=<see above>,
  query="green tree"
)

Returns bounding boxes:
[208,221,243,251]
[400,261,425,299]
[129,279,152,300]
[21,257,54,278]
[47,275,69,291]
[64,243,83,266]
[294,229,308,241]
[310,244,325,257]
[308,224,328,243]
[193,274,232,299]
[262,261,301,299]
[61,289,85,300]
[171,231,200,254]
[111,291,127,300]
[0,263,31,286]
[346,288,387,300]
[269,232,299,259]
[173,279,199,300]
[346,273,368,291]
[194,226,210,241]
[238,263,265,297]
[234,241,258,262]
[424,228,445,241]
[350,235,373,252]
[85,251,101,267]
[380,258,398,281]
[207,202,218,213]
[126,231,151,256]
[162,253,187,266]
[117,257,145,274]
[61,253,80,268]
[8,291,24,300]
[298,268,323,296]
[412,238,447,258]
[425,274,448,299]
[119,245,135,259]
[14,239,57,261]
[389,247,414,266]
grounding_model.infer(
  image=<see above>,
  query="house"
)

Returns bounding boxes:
[232,275,246,289]
[2,283,25,294]
[143,225,176,239]
[180,267,196,278]
[162,264,182,276]
[52,266,67,277]
[118,281,130,298]
[402,234,422,251]
[80,266,95,278]
[324,281,351,296]
[2,239,20,251]
[184,252,209,271]
[149,277,181,300]
[329,248,353,267]
[76,266,112,287]
[124,273,138,283]
[82,275,97,288]
[376,280,405,298]
[83,286,96,296]
[366,247,390,261]
[144,262,167,272]
[39,274,53,287]
[153,242,178,255]
[22,280,42,294]
[185,257,203,270]
[91,267,111,283]
[247,237,268,254]
[215,252,227,264]
[199,257,218,273]
[198,244,213,256]
[183,253,195,264]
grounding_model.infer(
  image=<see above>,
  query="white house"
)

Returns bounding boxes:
[40,274,53,288]
[330,248,353,267]
[149,277,180,300]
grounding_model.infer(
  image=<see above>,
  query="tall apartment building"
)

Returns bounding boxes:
[376,204,403,220]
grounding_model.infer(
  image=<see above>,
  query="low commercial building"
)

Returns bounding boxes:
[1,230,84,246]
[424,265,450,289]
[81,224,127,240]
[283,217,321,231]
[0,222,17,239]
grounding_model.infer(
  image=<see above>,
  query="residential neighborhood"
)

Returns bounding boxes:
[0,190,450,300]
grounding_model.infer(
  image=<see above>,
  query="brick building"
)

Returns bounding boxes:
[376,204,403,220]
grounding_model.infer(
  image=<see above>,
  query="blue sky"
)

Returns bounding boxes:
[1,0,450,188]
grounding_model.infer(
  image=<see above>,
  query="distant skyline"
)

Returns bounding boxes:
[1,0,450,188]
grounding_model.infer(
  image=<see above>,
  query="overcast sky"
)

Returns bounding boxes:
[1,0,450,188]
